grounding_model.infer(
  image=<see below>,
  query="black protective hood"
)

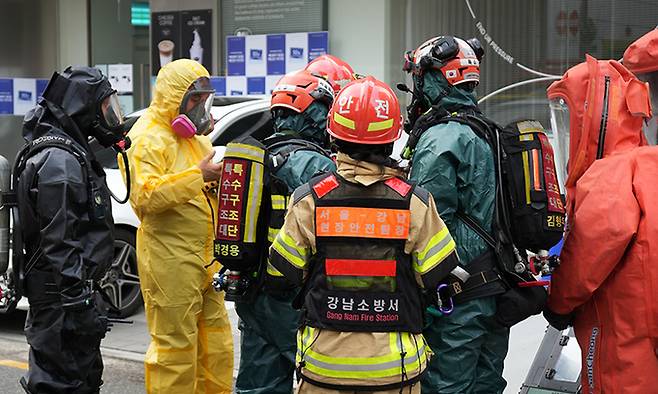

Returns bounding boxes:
[39,66,118,147]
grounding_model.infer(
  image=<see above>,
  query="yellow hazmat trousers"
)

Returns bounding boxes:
[120,59,233,393]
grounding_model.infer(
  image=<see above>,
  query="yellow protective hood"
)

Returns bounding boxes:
[147,59,210,126]
[336,152,405,186]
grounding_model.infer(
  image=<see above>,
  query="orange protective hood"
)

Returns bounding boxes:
[547,55,651,200]
[623,29,658,74]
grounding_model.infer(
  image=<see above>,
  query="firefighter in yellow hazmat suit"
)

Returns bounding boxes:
[120,59,233,393]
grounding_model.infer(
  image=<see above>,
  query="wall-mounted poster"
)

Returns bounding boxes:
[266,34,286,76]
[13,78,36,116]
[245,35,267,77]
[285,33,308,73]
[226,36,246,76]
[0,79,13,114]
[108,64,133,93]
[152,10,213,75]
[181,10,213,73]
[151,11,180,75]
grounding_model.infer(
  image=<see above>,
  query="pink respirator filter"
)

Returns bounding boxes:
[171,115,197,138]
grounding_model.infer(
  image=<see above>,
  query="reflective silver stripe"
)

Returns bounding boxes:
[225,144,265,163]
[302,345,427,372]
[244,162,263,242]
[415,233,454,266]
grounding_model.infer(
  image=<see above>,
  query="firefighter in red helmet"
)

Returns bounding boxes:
[269,76,463,393]
[234,69,336,394]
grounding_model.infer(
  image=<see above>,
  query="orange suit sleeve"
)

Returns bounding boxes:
[547,158,640,315]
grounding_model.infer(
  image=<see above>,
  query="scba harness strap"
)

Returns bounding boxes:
[11,135,105,298]
[265,136,330,172]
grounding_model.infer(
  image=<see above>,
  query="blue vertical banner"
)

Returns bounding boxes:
[0,79,13,114]
[247,77,266,95]
[36,79,49,100]
[266,34,286,75]
[225,31,329,96]
[226,36,246,76]
[307,31,329,62]
[210,77,226,96]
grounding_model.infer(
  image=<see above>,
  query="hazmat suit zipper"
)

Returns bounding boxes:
[596,76,611,160]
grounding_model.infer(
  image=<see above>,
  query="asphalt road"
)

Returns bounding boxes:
[0,304,553,394]
[0,310,146,393]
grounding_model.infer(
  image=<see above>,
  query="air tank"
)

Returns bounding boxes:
[0,155,11,273]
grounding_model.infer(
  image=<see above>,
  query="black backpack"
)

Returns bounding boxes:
[406,110,566,326]
[407,110,565,276]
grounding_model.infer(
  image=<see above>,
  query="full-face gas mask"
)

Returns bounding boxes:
[92,90,127,148]
[42,67,129,150]
[549,97,571,187]
[171,77,215,138]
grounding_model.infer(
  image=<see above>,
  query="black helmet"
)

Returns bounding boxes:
[42,66,126,148]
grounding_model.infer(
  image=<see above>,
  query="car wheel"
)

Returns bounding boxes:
[100,227,142,318]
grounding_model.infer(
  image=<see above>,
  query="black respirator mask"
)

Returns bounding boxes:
[91,88,129,149]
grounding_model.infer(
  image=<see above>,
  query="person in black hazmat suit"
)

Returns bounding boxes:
[15,66,127,393]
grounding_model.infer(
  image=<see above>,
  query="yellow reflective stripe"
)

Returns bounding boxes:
[299,329,414,365]
[266,261,284,276]
[267,227,279,243]
[271,194,287,210]
[415,238,456,274]
[271,231,307,268]
[367,118,394,132]
[415,227,456,273]
[225,143,265,163]
[243,162,264,242]
[522,151,531,204]
[417,227,449,260]
[333,113,356,130]
[299,334,427,378]
[519,134,534,141]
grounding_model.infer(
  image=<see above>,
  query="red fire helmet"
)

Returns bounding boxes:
[305,54,356,94]
[270,69,334,113]
[327,76,402,144]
